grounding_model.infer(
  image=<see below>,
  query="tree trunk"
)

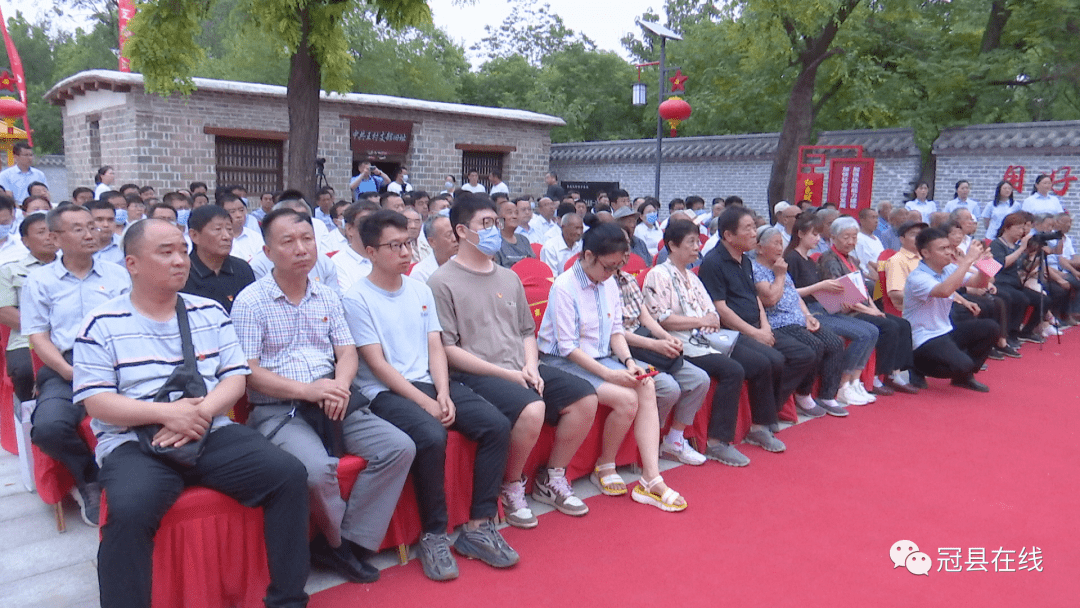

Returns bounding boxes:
[767,65,819,213]
[980,0,1012,54]
[287,6,321,204]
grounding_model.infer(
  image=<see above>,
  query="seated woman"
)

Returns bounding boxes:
[990,212,1047,344]
[943,221,1018,359]
[783,214,886,402]
[1018,235,1069,337]
[642,219,752,467]
[753,227,848,417]
[536,223,686,512]
[817,216,920,390]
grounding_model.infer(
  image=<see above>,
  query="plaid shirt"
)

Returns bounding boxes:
[232,274,354,404]
[615,270,644,332]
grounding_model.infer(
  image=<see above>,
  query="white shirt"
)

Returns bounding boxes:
[701,234,720,257]
[489,182,510,196]
[386,181,414,194]
[230,226,265,263]
[528,215,559,246]
[540,234,582,277]
[855,231,885,281]
[942,198,980,218]
[904,199,937,223]
[410,253,449,283]
[0,235,28,267]
[1021,193,1064,216]
[94,183,114,200]
[634,223,663,255]
[320,228,349,256]
[461,183,487,194]
[331,245,373,293]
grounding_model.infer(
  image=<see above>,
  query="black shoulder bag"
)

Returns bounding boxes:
[135,296,210,467]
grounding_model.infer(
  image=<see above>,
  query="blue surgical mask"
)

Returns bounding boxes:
[646,212,659,225]
[476,226,502,257]
[444,182,454,190]
[403,174,410,183]
[176,208,191,228]
[0,223,11,240]
[115,209,128,224]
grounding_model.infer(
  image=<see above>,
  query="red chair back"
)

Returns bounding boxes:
[511,258,555,334]
[809,252,822,262]
[623,253,648,279]
[563,253,581,272]
[530,242,543,258]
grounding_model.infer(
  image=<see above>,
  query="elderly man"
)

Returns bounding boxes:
[884,221,927,312]
[182,205,255,313]
[23,205,131,526]
[950,208,978,253]
[540,212,584,276]
[904,227,997,391]
[493,198,536,268]
[74,219,311,608]
[879,207,907,252]
[527,196,559,245]
[855,207,885,288]
[331,202,378,293]
[811,208,840,255]
[773,201,800,247]
[222,193,265,263]
[234,208,414,583]
[410,214,458,283]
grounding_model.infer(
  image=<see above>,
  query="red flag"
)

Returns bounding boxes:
[118,0,136,72]
[0,5,31,145]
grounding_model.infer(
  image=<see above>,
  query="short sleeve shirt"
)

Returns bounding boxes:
[536,261,623,359]
[0,254,50,351]
[343,276,441,400]
[73,294,250,465]
[903,261,956,348]
[752,260,806,328]
[182,250,255,313]
[21,258,132,352]
[698,244,761,328]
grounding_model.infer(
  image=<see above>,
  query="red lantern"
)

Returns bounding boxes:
[658,97,692,137]
[0,97,26,119]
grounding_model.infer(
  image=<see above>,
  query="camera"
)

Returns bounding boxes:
[315,157,326,176]
[1031,230,1064,245]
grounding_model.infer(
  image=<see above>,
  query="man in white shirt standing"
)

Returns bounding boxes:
[386,167,414,195]
[0,143,48,203]
[461,170,487,194]
[540,213,584,276]
[488,171,509,197]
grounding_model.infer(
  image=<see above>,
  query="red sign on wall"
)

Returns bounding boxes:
[795,173,824,205]
[828,158,875,213]
[349,116,413,158]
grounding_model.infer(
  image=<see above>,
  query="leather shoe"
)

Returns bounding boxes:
[311,535,380,583]
[950,376,989,392]
[882,377,919,394]
[908,371,928,390]
[870,383,894,396]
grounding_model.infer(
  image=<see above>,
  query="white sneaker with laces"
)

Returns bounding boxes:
[854,380,876,402]
[837,382,870,406]
[660,438,707,466]
[499,478,537,529]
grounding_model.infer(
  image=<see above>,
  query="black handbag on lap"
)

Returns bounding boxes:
[134,296,209,468]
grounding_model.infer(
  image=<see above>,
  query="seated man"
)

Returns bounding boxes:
[182,205,255,313]
[540,212,583,276]
[0,194,28,266]
[409,214,458,283]
[250,198,339,292]
[855,207,885,290]
[0,211,58,403]
[87,200,125,266]
[320,200,351,255]
[698,206,816,453]
[884,221,927,311]
[233,208,414,583]
[221,192,265,263]
[331,202,378,292]
[23,205,132,526]
[904,227,998,391]
[427,196,597,529]
[343,210,516,581]
[74,219,311,608]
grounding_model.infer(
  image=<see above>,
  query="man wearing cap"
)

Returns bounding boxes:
[883,221,927,312]
[614,206,653,265]
[772,202,800,248]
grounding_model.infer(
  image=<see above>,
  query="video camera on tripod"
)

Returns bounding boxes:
[1030,230,1065,246]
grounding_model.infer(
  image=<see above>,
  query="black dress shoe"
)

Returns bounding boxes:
[950,376,989,392]
[883,377,918,394]
[311,535,380,583]
[908,372,928,390]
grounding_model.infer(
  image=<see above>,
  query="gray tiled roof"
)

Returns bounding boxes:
[550,133,781,163]
[816,127,918,156]
[934,120,1080,153]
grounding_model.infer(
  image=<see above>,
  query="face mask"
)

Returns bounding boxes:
[646,212,659,225]
[115,209,128,224]
[444,182,454,190]
[402,174,410,183]
[0,223,10,240]
[176,208,191,228]
[475,226,502,257]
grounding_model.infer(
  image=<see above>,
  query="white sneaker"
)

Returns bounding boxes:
[1043,325,1063,337]
[854,380,876,403]
[660,437,707,466]
[837,382,870,406]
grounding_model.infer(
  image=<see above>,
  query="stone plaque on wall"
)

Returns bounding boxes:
[349,116,413,159]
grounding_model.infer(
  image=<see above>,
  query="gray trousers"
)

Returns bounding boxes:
[248,404,416,550]
[652,359,710,428]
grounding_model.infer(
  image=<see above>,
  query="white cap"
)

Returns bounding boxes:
[773,201,791,215]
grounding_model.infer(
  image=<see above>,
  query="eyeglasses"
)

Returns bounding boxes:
[472,217,497,230]
[374,241,412,254]
[57,224,102,236]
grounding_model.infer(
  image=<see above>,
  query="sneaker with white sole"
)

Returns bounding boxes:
[71,482,101,527]
[499,478,537,529]
[532,467,588,516]
[744,428,786,453]
[452,520,519,568]
[837,382,870,406]
[660,437,707,466]
[854,381,876,403]
[419,533,459,581]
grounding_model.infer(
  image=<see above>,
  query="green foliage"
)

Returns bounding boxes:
[471,0,595,67]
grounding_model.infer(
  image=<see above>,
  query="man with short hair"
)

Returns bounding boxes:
[488,171,509,196]
[314,187,337,231]
[698,206,817,455]
[0,194,28,266]
[410,214,457,283]
[879,207,907,252]
[75,218,311,608]
[250,199,339,292]
[460,170,486,194]
[72,187,95,205]
[23,205,132,526]
[380,192,405,214]
[493,198,535,268]
[0,142,48,202]
[350,161,388,200]
[544,172,565,201]
[884,221,927,312]
[221,193,265,263]
[139,186,157,202]
[189,181,209,195]
[182,205,255,313]
[874,201,894,239]
[609,189,631,214]
[343,209,517,581]
[540,212,583,276]
[855,207,885,287]
[403,206,425,263]
[320,200,351,255]
[87,200,125,266]
[147,202,178,223]
[0,212,58,403]
[234,208,414,584]
[386,167,414,195]
[429,196,597,529]
[950,208,977,253]
[904,227,997,391]
[811,208,839,255]
[253,192,275,222]
[28,180,51,203]
[331,202,378,292]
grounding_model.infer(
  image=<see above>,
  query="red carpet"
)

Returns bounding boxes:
[312,333,1080,608]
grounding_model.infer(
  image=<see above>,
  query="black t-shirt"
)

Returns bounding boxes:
[784,250,821,302]
[699,244,761,328]
[545,184,566,201]
[990,239,1022,288]
[182,248,256,313]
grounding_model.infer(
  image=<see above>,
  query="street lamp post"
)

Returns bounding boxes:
[633,20,683,200]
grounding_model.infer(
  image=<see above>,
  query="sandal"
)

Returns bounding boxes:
[589,463,627,496]
[631,475,686,512]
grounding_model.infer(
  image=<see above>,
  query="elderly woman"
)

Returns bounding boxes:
[642,219,752,467]
[817,216,918,392]
[783,214,881,402]
[537,223,686,512]
[752,227,848,416]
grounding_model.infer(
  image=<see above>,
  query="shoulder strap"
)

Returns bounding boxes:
[175,296,196,368]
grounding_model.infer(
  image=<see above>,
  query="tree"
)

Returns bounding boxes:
[471,0,595,68]
[124,0,433,200]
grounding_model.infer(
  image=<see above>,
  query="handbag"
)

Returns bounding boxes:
[628,326,683,373]
[134,296,209,468]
